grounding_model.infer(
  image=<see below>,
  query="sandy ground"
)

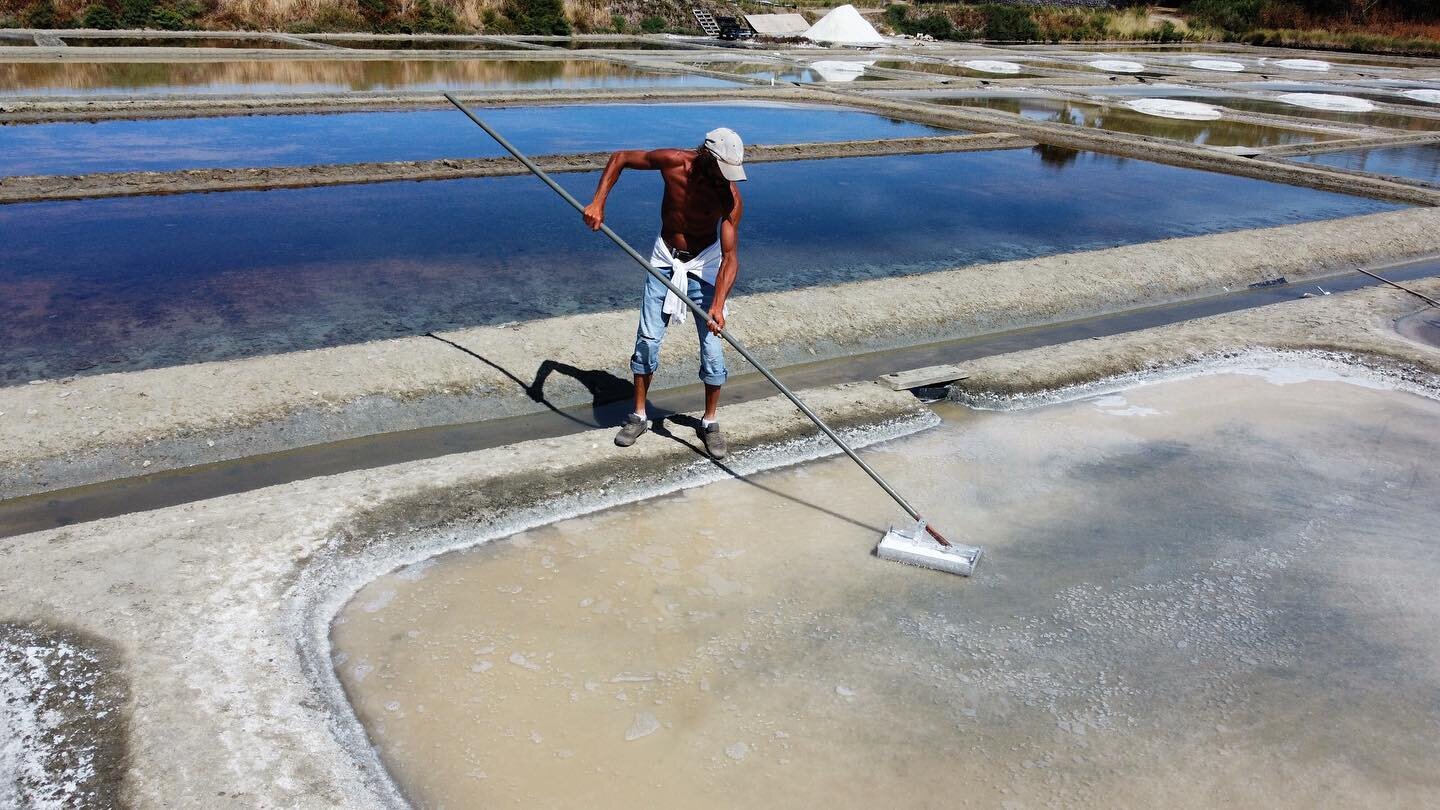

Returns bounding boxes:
[0,133,1030,203]
[0,381,933,807]
[4,208,1436,498]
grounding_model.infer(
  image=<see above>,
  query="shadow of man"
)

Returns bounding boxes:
[425,333,635,428]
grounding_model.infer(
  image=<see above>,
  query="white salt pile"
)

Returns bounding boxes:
[1276,92,1375,112]
[961,59,1023,75]
[1124,98,1223,120]
[1401,88,1440,104]
[1088,59,1146,74]
[1271,58,1331,71]
[1190,59,1245,72]
[808,60,874,82]
[803,5,885,46]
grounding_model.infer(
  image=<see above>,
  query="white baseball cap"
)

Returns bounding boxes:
[703,127,746,181]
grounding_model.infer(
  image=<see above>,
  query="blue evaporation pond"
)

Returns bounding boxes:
[0,59,736,96]
[0,102,951,176]
[0,148,1402,382]
[1289,143,1440,185]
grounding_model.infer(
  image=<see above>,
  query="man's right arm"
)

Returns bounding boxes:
[583,149,675,230]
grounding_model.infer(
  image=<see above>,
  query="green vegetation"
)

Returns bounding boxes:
[79,2,117,28]
[640,14,665,33]
[500,0,570,35]
[883,3,1173,43]
[1180,0,1440,56]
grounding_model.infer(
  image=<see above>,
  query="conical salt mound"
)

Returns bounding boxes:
[803,5,885,45]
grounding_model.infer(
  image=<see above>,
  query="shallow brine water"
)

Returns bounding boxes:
[1289,143,1440,184]
[930,95,1338,147]
[0,149,1400,381]
[331,369,1440,808]
[0,59,734,96]
[0,101,949,176]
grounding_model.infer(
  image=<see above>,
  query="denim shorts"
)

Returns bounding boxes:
[629,271,727,386]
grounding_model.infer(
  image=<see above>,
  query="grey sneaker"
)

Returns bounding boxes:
[614,413,648,447]
[700,422,728,459]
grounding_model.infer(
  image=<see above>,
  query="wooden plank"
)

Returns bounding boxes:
[878,364,968,391]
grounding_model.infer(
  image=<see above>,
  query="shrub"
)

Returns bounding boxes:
[502,0,570,35]
[611,13,625,33]
[24,0,56,27]
[80,3,118,28]
[980,4,1040,41]
[414,0,461,33]
[640,14,665,33]
[1183,0,1262,31]
[118,0,152,27]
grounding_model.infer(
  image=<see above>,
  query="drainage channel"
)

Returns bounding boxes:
[2,259,1436,539]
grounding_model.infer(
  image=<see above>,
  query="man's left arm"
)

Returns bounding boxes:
[708,185,744,334]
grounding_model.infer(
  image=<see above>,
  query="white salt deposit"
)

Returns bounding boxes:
[808,60,874,83]
[1124,98,1223,120]
[1277,92,1375,112]
[1190,59,1245,72]
[1088,59,1146,74]
[803,5,885,46]
[1271,58,1331,72]
[1401,88,1440,104]
[961,59,1023,75]
[1090,394,1160,417]
[624,712,661,741]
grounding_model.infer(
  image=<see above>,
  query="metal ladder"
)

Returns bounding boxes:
[692,7,721,37]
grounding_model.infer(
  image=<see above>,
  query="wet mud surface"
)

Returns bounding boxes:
[332,370,1440,808]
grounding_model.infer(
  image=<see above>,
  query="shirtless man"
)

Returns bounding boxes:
[582,128,746,459]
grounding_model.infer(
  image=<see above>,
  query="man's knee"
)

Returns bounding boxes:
[698,341,727,386]
[631,330,662,375]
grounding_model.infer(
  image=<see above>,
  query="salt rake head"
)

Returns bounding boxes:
[876,520,982,577]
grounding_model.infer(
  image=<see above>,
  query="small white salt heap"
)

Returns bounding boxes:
[1088,59,1146,74]
[1401,88,1440,104]
[1125,98,1223,121]
[1276,92,1375,112]
[961,59,1023,75]
[1271,58,1331,72]
[1190,59,1245,72]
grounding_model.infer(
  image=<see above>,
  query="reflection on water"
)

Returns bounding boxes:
[0,59,735,95]
[934,95,1337,147]
[1290,143,1440,184]
[692,61,888,84]
[0,102,948,176]
[317,38,520,51]
[331,371,1440,809]
[56,36,304,49]
[0,150,1398,381]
